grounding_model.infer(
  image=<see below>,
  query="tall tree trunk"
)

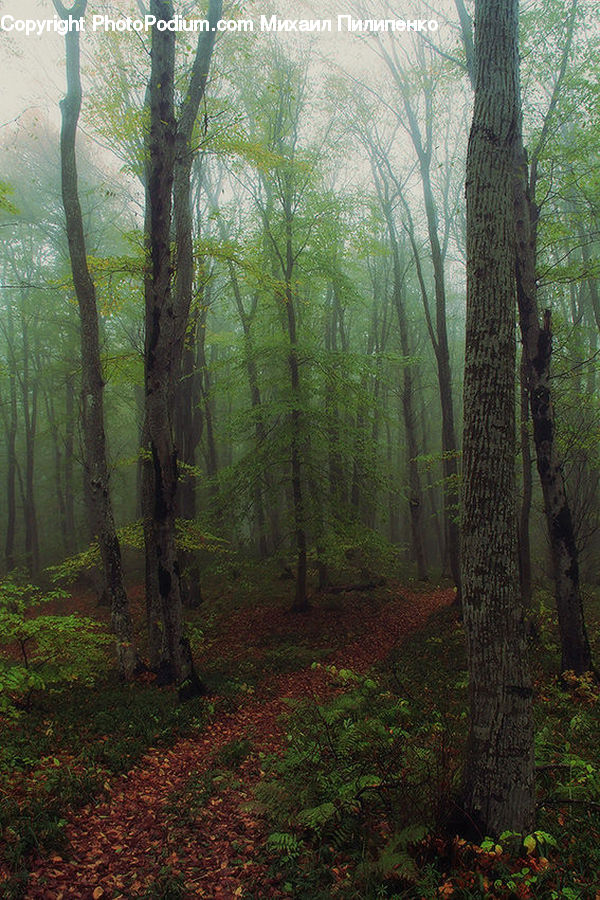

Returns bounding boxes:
[461,0,534,837]
[579,226,600,342]
[143,0,219,686]
[456,0,590,673]
[513,146,593,674]
[372,67,461,594]
[351,306,377,519]
[386,419,400,545]
[54,0,136,680]
[144,0,192,686]
[171,0,221,533]
[420,400,444,572]
[141,418,163,671]
[174,313,203,523]
[512,0,591,674]
[196,298,219,491]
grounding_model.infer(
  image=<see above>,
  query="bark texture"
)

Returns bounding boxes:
[461,0,534,838]
[456,0,591,675]
[143,0,220,684]
[144,0,191,686]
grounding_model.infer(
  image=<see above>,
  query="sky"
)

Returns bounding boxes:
[0,0,458,128]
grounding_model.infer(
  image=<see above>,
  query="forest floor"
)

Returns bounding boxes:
[22,582,452,899]
[1,573,600,899]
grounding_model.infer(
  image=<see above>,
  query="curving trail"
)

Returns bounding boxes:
[26,586,453,899]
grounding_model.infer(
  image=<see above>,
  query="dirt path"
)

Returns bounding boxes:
[26,586,453,899]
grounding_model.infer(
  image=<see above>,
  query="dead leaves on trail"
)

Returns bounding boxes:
[23,584,453,899]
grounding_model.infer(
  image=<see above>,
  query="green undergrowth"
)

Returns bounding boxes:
[202,641,334,697]
[0,564,393,895]
[0,678,211,891]
[2,571,599,899]
[256,596,600,899]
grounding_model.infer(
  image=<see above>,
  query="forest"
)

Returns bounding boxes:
[1,0,599,896]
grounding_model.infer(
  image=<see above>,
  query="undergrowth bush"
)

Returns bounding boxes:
[47,519,228,586]
[0,576,111,715]
[0,679,211,886]
[318,523,404,581]
[255,665,458,896]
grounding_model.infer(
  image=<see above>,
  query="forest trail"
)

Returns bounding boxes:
[26,586,454,899]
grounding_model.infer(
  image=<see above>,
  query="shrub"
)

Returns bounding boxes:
[255,666,454,894]
[0,576,111,715]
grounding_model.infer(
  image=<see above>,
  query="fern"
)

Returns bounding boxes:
[298,801,336,831]
[266,831,302,859]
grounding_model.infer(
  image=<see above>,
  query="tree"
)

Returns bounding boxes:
[142,0,220,685]
[376,37,462,596]
[512,0,594,675]
[456,0,594,675]
[364,136,428,580]
[461,0,535,836]
[53,0,137,680]
[234,49,316,610]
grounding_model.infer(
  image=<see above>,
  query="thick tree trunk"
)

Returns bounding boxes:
[455,0,589,673]
[168,0,220,609]
[144,0,195,687]
[54,0,136,680]
[461,0,534,838]
[143,0,219,684]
